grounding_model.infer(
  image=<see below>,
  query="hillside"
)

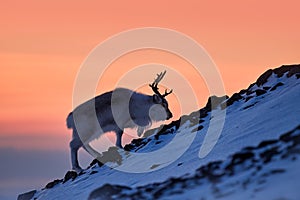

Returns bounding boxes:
[18,64,300,200]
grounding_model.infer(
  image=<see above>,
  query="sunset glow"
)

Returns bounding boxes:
[1,0,300,151]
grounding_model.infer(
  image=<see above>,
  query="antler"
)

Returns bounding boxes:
[162,88,173,97]
[149,70,173,98]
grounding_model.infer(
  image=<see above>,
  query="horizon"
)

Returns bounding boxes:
[0,1,300,199]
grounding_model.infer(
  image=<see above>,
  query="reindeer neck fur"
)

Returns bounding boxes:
[125,88,153,128]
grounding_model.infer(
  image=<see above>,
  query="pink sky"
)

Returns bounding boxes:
[0,0,299,150]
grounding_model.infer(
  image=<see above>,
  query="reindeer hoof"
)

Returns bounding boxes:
[72,166,83,173]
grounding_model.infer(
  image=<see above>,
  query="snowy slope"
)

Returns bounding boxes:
[19,65,300,200]
[88,125,300,200]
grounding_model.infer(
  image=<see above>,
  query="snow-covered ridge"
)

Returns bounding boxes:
[88,125,300,200]
[18,64,300,200]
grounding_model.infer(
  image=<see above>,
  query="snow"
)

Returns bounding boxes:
[31,70,300,200]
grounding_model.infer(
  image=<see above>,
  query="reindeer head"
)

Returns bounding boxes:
[149,70,173,121]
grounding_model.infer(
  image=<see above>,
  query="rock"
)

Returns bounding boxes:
[45,179,62,189]
[63,171,78,183]
[260,147,280,163]
[153,119,180,140]
[124,138,148,151]
[255,65,300,86]
[93,146,122,166]
[270,82,284,91]
[221,93,243,109]
[88,184,131,200]
[243,103,256,110]
[245,96,253,102]
[256,69,273,86]
[258,139,278,148]
[90,170,98,175]
[273,64,300,77]
[205,95,228,110]
[255,89,267,96]
[191,125,204,132]
[89,158,103,168]
[231,152,255,165]
[17,190,36,200]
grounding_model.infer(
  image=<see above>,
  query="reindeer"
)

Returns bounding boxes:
[67,71,173,171]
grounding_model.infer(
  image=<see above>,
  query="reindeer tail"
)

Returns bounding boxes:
[66,112,74,129]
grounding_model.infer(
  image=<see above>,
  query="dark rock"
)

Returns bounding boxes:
[78,170,86,176]
[17,190,36,200]
[245,96,253,102]
[189,95,229,117]
[142,117,182,139]
[89,158,103,168]
[154,128,174,140]
[247,83,256,90]
[191,125,204,132]
[260,147,280,163]
[243,103,255,110]
[145,187,155,193]
[270,169,285,174]
[255,89,266,96]
[124,115,188,151]
[273,64,300,78]
[142,128,158,138]
[197,161,224,183]
[270,82,284,91]
[89,146,122,167]
[221,93,243,109]
[256,69,273,86]
[199,107,209,118]
[279,132,292,142]
[153,119,180,140]
[258,139,278,148]
[100,147,122,165]
[261,168,286,178]
[279,125,300,142]
[150,164,161,169]
[254,65,300,88]
[246,90,255,95]
[281,148,300,159]
[90,170,98,175]
[231,152,255,165]
[189,116,204,127]
[63,171,78,183]
[124,138,148,151]
[88,184,131,200]
[292,134,300,146]
[239,89,247,94]
[205,95,229,110]
[45,179,62,189]
[243,146,258,151]
[256,165,262,171]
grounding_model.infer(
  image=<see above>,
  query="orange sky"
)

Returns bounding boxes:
[0,0,299,150]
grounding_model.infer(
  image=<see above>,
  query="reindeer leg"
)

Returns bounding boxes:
[70,139,83,172]
[137,126,145,137]
[116,130,123,148]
